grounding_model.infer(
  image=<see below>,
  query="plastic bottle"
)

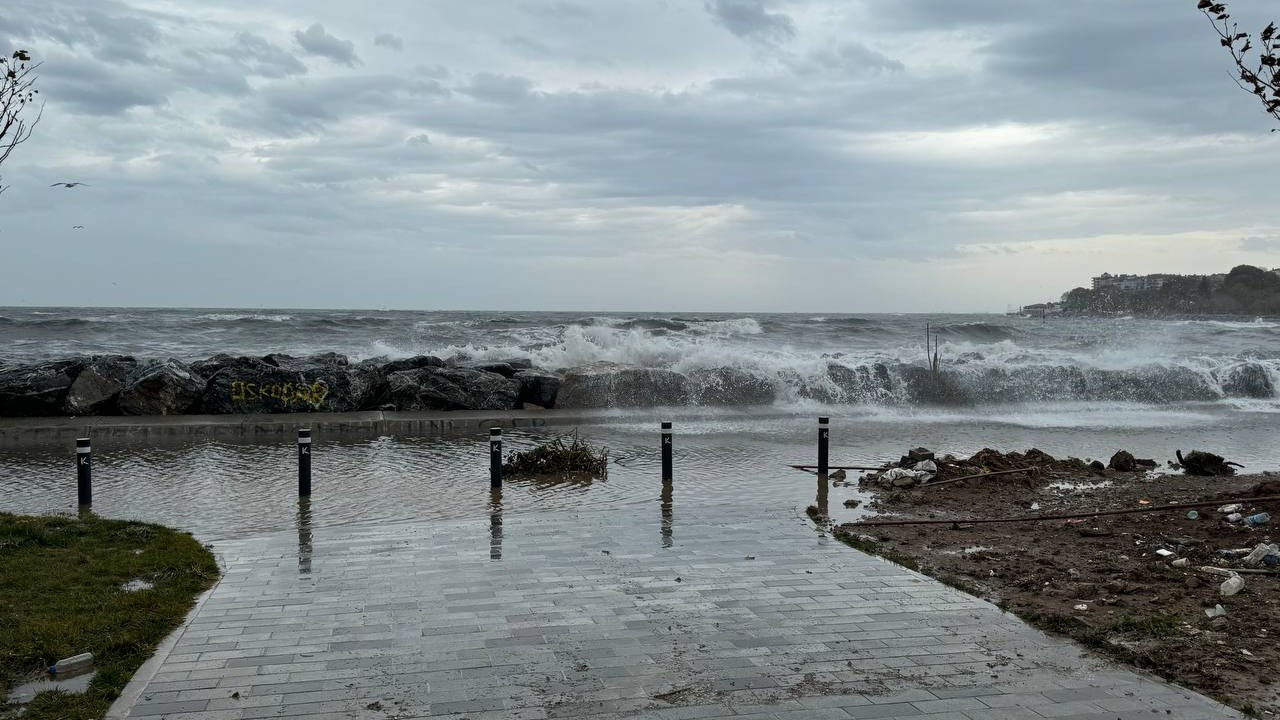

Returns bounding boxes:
[1220,574,1245,597]
[49,653,93,675]
[1244,512,1271,527]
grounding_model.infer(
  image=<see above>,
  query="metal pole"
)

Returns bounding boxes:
[490,428,502,489]
[297,428,312,497]
[76,438,92,507]
[817,417,829,476]
[661,421,673,481]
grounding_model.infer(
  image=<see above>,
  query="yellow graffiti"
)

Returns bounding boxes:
[230,380,329,409]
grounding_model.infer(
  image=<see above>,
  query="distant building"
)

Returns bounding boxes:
[1091,272,1169,292]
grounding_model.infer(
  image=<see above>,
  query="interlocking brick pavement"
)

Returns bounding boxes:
[116,504,1240,719]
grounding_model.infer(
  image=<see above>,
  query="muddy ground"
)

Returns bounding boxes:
[826,449,1280,717]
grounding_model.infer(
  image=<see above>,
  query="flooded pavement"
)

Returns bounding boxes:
[2,406,1279,540]
[117,509,1239,719]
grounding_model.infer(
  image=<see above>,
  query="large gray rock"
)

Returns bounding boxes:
[118,359,206,416]
[377,355,446,375]
[556,363,690,408]
[263,352,350,369]
[1221,362,1274,398]
[65,355,137,415]
[381,367,520,411]
[688,367,775,405]
[513,369,562,408]
[0,360,84,416]
[199,356,378,414]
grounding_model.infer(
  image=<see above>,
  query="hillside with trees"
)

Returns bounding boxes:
[1063,265,1280,316]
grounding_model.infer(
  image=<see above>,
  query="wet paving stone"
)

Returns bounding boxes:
[119,506,1241,719]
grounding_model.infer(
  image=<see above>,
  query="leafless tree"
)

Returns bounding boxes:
[1198,1,1280,127]
[0,49,41,195]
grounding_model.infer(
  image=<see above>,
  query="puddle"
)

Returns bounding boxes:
[121,579,154,592]
[7,671,96,705]
[1049,480,1113,492]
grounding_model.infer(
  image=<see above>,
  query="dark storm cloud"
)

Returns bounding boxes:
[293,23,359,66]
[373,33,404,51]
[705,0,795,45]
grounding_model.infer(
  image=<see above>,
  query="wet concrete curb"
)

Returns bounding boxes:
[0,410,624,449]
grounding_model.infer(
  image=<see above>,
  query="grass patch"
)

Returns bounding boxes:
[0,512,219,720]
[831,527,919,571]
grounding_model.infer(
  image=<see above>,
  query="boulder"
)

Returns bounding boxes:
[688,367,775,406]
[0,360,84,416]
[470,362,518,378]
[199,356,377,414]
[556,363,690,408]
[190,353,238,380]
[513,369,562,408]
[500,358,535,370]
[65,355,137,415]
[264,352,350,369]
[378,355,446,375]
[1221,362,1274,399]
[380,367,520,411]
[1108,450,1137,472]
[118,359,206,416]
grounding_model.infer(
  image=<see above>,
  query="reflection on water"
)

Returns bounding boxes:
[816,474,829,521]
[660,480,673,548]
[489,489,503,561]
[2,407,1278,540]
[297,497,313,575]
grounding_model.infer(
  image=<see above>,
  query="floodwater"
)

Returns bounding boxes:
[2,404,1278,541]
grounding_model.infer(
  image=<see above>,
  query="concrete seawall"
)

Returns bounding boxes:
[0,409,638,449]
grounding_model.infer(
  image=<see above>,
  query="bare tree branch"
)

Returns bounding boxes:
[1198,1,1280,128]
[0,49,42,194]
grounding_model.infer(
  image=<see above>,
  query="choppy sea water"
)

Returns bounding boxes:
[1,307,1277,539]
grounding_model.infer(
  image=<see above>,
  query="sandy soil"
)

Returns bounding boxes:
[828,449,1280,716]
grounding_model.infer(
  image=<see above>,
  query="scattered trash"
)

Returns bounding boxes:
[1029,502,1040,511]
[1172,558,1190,567]
[915,459,938,475]
[1218,504,1243,514]
[120,579,154,592]
[1073,603,1088,611]
[1220,574,1245,597]
[1241,649,1254,657]
[879,467,932,488]
[49,653,93,676]
[1226,513,1244,523]
[1241,543,1280,567]
[1199,566,1237,577]
[1154,549,1175,558]
[1244,512,1271,527]
[1186,510,1200,520]
[1205,604,1227,618]
[1137,499,1150,505]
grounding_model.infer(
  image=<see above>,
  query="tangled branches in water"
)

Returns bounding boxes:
[502,432,609,477]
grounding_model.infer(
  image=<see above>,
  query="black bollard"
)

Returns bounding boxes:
[297,428,312,497]
[661,421,673,481]
[75,438,92,507]
[490,428,502,488]
[817,417,829,476]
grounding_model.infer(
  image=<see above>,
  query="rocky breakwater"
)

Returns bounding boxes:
[0,353,564,417]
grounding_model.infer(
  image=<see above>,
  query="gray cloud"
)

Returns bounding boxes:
[217,32,307,78]
[373,33,403,51]
[2,0,1278,311]
[705,0,795,45]
[293,23,358,66]
[1240,236,1280,252]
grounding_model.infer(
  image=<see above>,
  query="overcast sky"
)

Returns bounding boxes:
[1,0,1277,312]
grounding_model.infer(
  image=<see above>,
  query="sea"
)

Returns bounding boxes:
[2,307,1278,538]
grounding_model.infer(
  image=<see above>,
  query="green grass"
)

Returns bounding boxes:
[0,512,219,720]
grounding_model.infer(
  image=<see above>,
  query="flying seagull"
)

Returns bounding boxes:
[72,225,84,229]
[50,182,90,188]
